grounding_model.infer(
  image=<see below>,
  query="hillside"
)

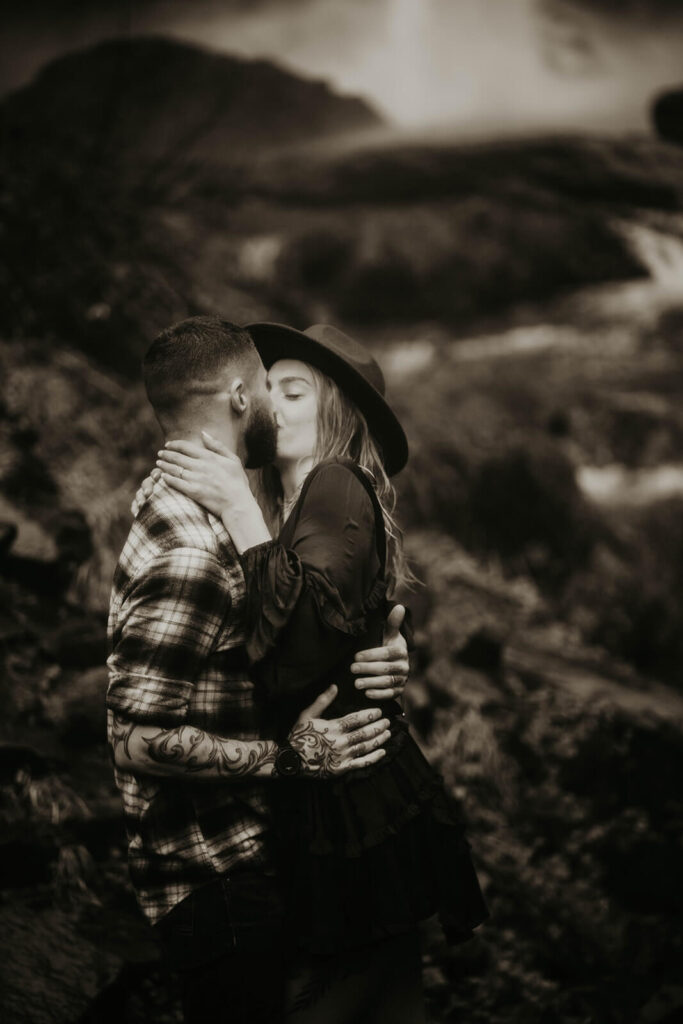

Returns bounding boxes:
[3,313,683,1023]
[1,36,381,166]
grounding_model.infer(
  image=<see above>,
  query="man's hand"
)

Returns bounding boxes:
[287,685,390,777]
[350,604,409,702]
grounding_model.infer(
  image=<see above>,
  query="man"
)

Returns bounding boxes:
[106,316,409,1023]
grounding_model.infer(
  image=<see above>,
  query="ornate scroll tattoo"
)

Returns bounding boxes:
[109,714,277,777]
[108,713,137,764]
[143,727,277,777]
[288,719,343,778]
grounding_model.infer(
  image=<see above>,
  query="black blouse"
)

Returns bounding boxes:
[240,458,394,734]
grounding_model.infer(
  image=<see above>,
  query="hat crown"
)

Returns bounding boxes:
[304,324,385,396]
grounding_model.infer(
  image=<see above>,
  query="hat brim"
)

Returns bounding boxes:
[246,322,408,476]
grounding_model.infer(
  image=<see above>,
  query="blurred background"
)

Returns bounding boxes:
[2,1,683,1022]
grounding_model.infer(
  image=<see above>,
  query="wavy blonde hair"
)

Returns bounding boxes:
[251,363,414,595]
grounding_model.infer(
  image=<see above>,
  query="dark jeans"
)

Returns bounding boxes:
[154,871,287,1024]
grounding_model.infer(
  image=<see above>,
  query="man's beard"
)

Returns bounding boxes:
[244,400,278,469]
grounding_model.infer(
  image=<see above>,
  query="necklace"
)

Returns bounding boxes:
[281,460,313,522]
[282,483,303,521]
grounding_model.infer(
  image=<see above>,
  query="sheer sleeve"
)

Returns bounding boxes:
[239,461,384,696]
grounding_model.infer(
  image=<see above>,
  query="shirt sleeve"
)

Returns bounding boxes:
[240,463,382,696]
[106,547,232,726]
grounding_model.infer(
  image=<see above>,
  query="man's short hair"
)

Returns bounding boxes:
[143,316,261,416]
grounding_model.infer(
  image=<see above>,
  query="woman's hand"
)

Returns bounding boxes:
[351,604,410,702]
[156,432,255,518]
[131,468,162,516]
[157,432,271,551]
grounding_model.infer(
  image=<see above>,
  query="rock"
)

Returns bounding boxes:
[52,843,102,906]
[0,759,122,893]
[597,826,683,914]
[0,836,56,887]
[557,710,683,819]
[468,439,595,585]
[44,617,107,670]
[0,743,52,782]
[0,521,17,556]
[653,88,683,147]
[456,625,505,672]
[52,508,94,568]
[654,306,683,353]
[639,984,683,1024]
[40,667,109,748]
[69,811,126,862]
[0,554,72,596]
[0,498,58,561]
[0,808,124,890]
[0,899,123,1024]
[404,678,434,736]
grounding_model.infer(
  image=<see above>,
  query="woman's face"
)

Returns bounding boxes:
[267,359,318,465]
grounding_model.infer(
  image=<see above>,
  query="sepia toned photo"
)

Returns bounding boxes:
[1,2,682,1022]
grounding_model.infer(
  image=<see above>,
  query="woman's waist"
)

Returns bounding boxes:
[270,729,462,856]
[276,724,443,804]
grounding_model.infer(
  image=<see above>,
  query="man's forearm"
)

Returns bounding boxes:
[109,713,277,779]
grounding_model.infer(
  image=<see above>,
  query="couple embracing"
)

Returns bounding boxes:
[106,316,487,1023]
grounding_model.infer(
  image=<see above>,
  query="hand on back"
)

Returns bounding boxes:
[288,685,390,777]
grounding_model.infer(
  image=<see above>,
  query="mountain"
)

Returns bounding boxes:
[0,36,383,371]
[0,35,382,168]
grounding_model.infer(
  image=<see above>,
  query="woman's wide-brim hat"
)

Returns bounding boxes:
[246,322,409,476]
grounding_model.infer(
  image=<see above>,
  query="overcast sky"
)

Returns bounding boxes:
[3,0,683,134]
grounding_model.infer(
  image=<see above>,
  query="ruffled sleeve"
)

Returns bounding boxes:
[239,461,384,696]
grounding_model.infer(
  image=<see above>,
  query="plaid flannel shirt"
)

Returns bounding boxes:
[106,481,271,925]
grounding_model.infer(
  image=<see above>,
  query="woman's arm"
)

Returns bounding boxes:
[239,462,382,692]
[157,433,272,550]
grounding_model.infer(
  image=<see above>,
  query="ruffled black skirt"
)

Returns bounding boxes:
[270,727,489,954]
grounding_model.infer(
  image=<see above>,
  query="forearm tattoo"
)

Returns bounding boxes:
[110,714,276,777]
[144,728,277,776]
[288,719,343,778]
[109,713,136,764]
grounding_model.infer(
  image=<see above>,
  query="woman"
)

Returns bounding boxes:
[156,322,488,1020]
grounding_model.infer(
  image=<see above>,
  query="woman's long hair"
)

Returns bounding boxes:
[251,363,414,595]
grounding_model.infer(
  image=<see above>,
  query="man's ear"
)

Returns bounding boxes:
[229,379,248,417]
